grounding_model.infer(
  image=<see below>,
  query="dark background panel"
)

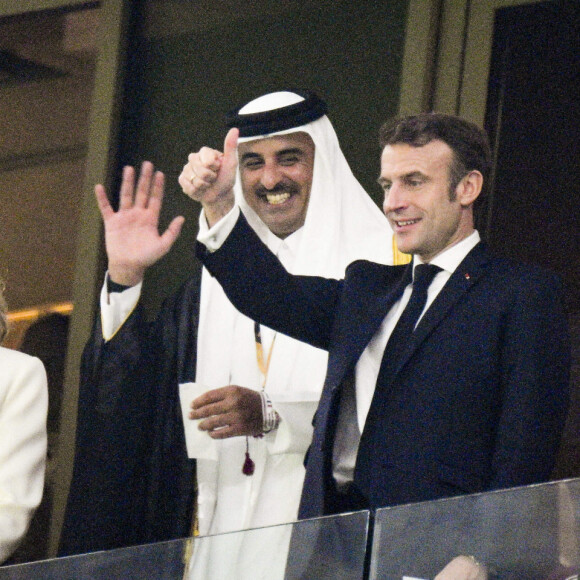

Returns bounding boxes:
[484,0,580,313]
[114,0,408,315]
[484,0,580,479]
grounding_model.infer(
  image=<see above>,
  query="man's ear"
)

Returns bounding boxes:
[457,170,483,207]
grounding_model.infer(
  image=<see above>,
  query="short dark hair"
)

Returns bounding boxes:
[379,112,492,194]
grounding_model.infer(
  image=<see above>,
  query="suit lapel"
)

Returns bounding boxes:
[356,244,492,496]
[328,262,411,385]
[398,243,491,371]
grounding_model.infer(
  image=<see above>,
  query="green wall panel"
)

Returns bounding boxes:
[116,0,409,314]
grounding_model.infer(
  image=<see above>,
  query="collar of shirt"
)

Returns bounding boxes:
[264,227,303,270]
[412,229,481,314]
[414,230,481,275]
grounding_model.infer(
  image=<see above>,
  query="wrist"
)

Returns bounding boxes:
[259,391,281,434]
[107,265,145,287]
[203,194,234,228]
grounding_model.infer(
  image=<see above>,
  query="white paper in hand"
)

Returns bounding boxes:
[179,382,218,460]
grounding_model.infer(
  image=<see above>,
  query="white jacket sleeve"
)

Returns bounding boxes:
[100,275,142,341]
[0,349,48,563]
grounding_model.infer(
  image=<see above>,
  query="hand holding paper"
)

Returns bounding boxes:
[189,384,263,438]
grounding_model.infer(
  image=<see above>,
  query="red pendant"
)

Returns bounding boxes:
[243,452,255,476]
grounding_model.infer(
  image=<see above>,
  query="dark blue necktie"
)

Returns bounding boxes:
[375,263,442,390]
[354,263,442,502]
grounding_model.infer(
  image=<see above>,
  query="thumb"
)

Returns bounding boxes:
[159,215,185,253]
[221,127,239,178]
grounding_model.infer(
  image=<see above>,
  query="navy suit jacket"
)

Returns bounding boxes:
[198,214,570,519]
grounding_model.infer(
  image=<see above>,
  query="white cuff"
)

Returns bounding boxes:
[197,205,240,252]
[100,274,142,341]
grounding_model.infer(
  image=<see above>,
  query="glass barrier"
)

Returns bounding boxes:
[3,479,579,579]
[371,478,580,580]
[0,510,370,580]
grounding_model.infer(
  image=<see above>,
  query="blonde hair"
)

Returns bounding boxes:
[0,280,7,343]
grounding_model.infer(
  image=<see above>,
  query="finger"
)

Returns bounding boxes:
[207,416,261,439]
[200,412,251,439]
[189,152,220,187]
[186,154,201,185]
[118,165,136,210]
[151,169,165,198]
[158,215,185,254]
[223,127,239,157]
[190,399,227,420]
[178,169,193,194]
[145,170,166,215]
[94,184,114,221]
[191,387,231,410]
[198,148,223,174]
[134,161,154,207]
[207,424,244,439]
[179,156,211,198]
[197,412,236,432]
[222,128,239,176]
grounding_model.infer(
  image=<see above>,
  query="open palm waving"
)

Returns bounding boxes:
[95,161,185,286]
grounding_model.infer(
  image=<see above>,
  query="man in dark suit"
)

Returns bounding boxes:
[183,111,570,521]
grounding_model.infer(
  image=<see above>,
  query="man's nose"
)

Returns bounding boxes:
[260,163,282,190]
[383,183,406,214]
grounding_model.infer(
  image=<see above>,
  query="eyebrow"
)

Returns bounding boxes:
[240,147,305,163]
[276,147,304,157]
[240,152,263,163]
[403,171,426,180]
[377,171,427,186]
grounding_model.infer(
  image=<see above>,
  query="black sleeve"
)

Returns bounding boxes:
[197,213,342,351]
[59,276,201,555]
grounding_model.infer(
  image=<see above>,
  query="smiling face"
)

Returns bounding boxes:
[379,140,481,262]
[238,132,315,239]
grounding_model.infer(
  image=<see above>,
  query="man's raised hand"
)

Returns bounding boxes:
[179,127,239,227]
[95,161,185,287]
